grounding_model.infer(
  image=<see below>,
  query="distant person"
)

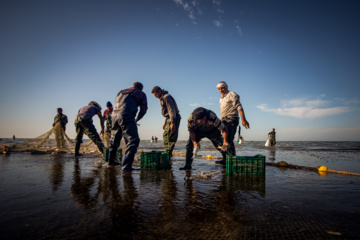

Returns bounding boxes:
[155,136,158,142]
[268,128,276,146]
[74,101,105,156]
[12,135,15,140]
[151,136,154,143]
[53,108,68,149]
[108,82,148,170]
[102,101,113,148]
[151,86,181,157]
[180,107,229,170]
[53,108,68,131]
[217,81,249,156]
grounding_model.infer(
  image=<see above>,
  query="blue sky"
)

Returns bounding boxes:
[1,0,359,141]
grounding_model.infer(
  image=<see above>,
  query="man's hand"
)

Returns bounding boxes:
[242,120,250,129]
[170,122,175,133]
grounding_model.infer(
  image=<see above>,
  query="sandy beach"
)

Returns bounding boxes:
[0,139,359,239]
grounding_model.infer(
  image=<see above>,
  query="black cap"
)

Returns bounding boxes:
[192,107,207,120]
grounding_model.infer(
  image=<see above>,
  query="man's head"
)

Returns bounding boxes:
[216,81,228,96]
[106,101,113,111]
[133,82,144,90]
[151,86,162,99]
[192,107,207,124]
[57,108,63,114]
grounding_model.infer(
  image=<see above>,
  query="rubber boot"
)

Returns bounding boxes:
[74,142,83,156]
[215,152,227,166]
[108,147,121,166]
[179,158,193,170]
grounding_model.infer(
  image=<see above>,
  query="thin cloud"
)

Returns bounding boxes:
[257,97,357,119]
[173,0,199,24]
[213,19,223,27]
[212,0,224,14]
[173,0,225,27]
[234,20,243,35]
[189,102,215,107]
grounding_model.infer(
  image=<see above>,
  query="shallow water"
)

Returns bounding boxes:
[0,140,360,239]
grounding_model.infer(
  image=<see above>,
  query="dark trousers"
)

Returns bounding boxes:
[185,129,226,168]
[75,119,104,152]
[109,110,140,169]
[221,117,239,156]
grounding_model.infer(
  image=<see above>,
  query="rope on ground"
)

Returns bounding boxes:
[266,162,360,177]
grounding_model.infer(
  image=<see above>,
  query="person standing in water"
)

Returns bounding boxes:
[108,82,148,170]
[216,81,250,156]
[102,101,113,148]
[151,86,181,157]
[74,101,104,156]
[53,108,68,149]
[268,128,276,146]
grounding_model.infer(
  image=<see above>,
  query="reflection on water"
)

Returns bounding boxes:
[49,155,65,191]
[0,147,360,239]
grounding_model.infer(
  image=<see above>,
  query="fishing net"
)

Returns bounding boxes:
[11,123,99,154]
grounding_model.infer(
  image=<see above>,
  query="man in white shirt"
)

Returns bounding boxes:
[217,81,250,161]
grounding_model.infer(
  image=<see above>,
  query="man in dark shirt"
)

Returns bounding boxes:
[53,108,68,130]
[74,102,104,156]
[151,86,181,157]
[268,128,276,146]
[108,82,148,170]
[53,108,68,149]
[180,107,229,170]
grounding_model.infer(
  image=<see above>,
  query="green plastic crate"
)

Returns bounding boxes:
[226,154,265,176]
[140,151,171,170]
[103,148,122,162]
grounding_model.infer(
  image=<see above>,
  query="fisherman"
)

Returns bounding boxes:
[268,128,276,146]
[53,108,68,130]
[180,107,229,170]
[151,86,181,157]
[74,101,104,156]
[108,82,148,170]
[217,81,250,157]
[102,101,113,148]
[53,108,68,149]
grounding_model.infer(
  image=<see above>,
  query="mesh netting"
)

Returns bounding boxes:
[11,123,100,154]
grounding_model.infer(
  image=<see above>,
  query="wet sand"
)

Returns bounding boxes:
[0,149,359,240]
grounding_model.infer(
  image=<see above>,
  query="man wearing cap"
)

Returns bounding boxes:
[151,86,181,157]
[102,101,113,148]
[216,81,250,162]
[74,101,105,156]
[108,82,148,170]
[179,107,229,170]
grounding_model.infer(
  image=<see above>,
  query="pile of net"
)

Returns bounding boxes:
[10,123,100,155]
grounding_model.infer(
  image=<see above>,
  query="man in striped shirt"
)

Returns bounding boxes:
[180,107,229,170]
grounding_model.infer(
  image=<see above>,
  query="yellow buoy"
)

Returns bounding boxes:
[138,150,143,153]
[278,161,288,167]
[317,166,328,172]
[84,148,87,150]
[206,155,212,160]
